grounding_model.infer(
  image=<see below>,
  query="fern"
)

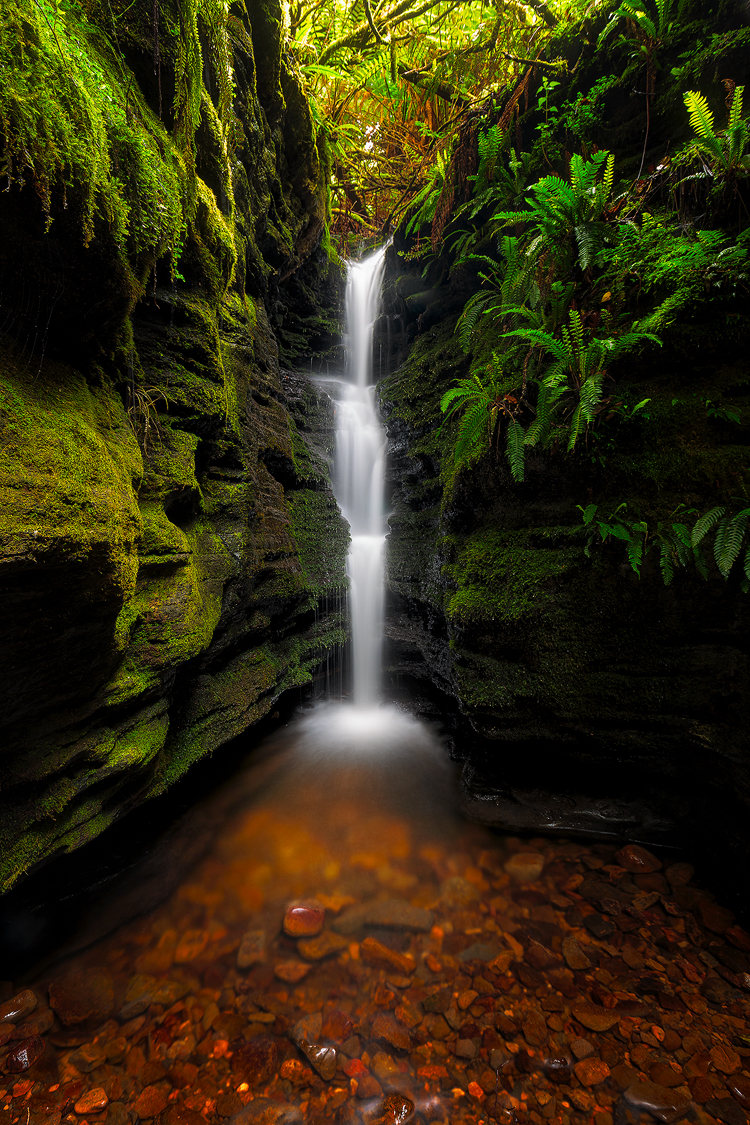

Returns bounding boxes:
[506,420,526,481]
[714,510,750,576]
[690,505,725,546]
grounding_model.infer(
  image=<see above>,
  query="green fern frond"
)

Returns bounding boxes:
[660,540,675,585]
[506,420,526,482]
[684,91,725,164]
[691,505,725,546]
[715,510,749,576]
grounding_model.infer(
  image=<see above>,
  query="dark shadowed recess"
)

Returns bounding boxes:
[0,697,306,984]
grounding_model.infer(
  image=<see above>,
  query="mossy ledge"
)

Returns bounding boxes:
[0,0,347,892]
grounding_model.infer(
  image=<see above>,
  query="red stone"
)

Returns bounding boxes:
[5,1036,45,1072]
[321,1009,354,1043]
[231,1036,278,1086]
[614,845,662,873]
[282,900,325,937]
[574,1058,611,1087]
[727,1076,750,1110]
[48,970,114,1026]
[74,1089,109,1114]
[343,1058,369,1077]
[134,1086,169,1119]
[356,1075,383,1099]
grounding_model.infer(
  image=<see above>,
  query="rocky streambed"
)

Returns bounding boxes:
[1,716,750,1125]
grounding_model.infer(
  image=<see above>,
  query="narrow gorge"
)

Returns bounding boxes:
[3,1,750,1123]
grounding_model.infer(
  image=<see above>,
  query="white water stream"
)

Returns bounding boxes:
[334,247,388,707]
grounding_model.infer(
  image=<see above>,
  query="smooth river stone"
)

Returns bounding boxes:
[624,1081,691,1123]
[360,936,416,974]
[614,844,662,873]
[572,1003,620,1032]
[5,1036,45,1072]
[376,1094,415,1124]
[297,930,348,960]
[332,899,434,934]
[49,969,114,1026]
[574,1058,610,1087]
[371,1012,411,1051]
[229,1100,303,1125]
[273,960,311,983]
[283,900,325,937]
[231,1037,279,1087]
[710,1043,741,1074]
[562,935,591,970]
[237,929,266,969]
[291,1014,337,1081]
[664,861,694,886]
[74,1088,109,1114]
[706,1098,749,1125]
[727,1074,750,1109]
[0,990,37,1024]
[504,853,545,882]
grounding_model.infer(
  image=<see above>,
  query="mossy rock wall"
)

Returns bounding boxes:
[377,2,750,882]
[0,0,347,891]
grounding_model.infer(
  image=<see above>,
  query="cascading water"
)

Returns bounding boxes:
[333,246,389,708]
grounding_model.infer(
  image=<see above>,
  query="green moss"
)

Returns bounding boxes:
[287,487,349,596]
[443,528,581,626]
[0,352,142,590]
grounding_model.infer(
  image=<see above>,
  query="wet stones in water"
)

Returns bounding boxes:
[291,1014,337,1080]
[231,1037,279,1086]
[371,1012,411,1052]
[74,1088,109,1114]
[614,844,662,872]
[572,1002,620,1031]
[321,1009,354,1043]
[283,900,325,937]
[728,1075,750,1109]
[504,853,545,882]
[574,1058,610,1086]
[544,1056,572,1084]
[623,1080,691,1123]
[562,935,591,970]
[5,1035,45,1072]
[229,1099,303,1125]
[524,940,557,970]
[360,936,415,974]
[332,900,434,934]
[710,1043,742,1074]
[273,960,311,983]
[48,969,114,1025]
[237,930,266,969]
[570,1038,596,1060]
[0,990,37,1024]
[370,1094,415,1124]
[706,1098,749,1125]
[297,931,348,960]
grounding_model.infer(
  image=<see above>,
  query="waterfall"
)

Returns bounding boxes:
[334,247,388,707]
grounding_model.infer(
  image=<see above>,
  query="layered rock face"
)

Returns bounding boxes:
[377,8,750,883]
[380,262,750,875]
[0,0,347,890]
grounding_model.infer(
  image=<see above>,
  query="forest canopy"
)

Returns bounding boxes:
[286,0,568,246]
